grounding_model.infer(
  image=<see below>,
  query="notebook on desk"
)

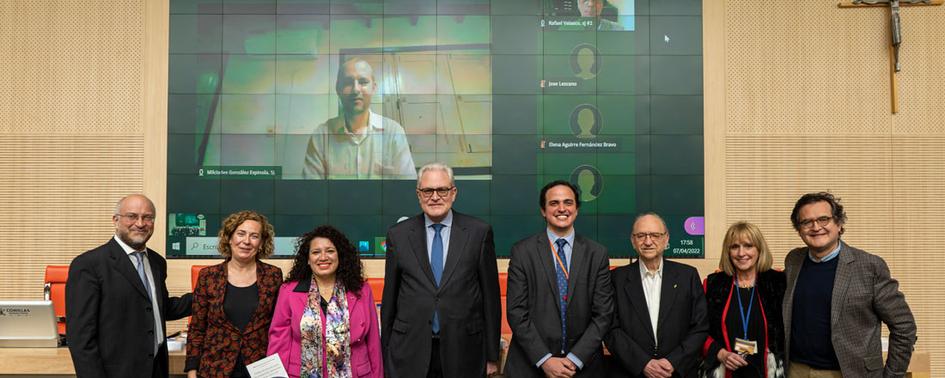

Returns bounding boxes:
[0,300,58,347]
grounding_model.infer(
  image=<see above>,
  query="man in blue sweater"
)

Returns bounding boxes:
[782,192,916,377]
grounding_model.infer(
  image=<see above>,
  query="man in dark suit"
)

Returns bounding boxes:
[382,162,501,378]
[505,180,614,378]
[783,192,916,377]
[66,194,192,378]
[605,212,708,378]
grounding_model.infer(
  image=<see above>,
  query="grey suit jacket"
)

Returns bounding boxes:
[381,211,501,378]
[783,243,916,377]
[504,232,614,378]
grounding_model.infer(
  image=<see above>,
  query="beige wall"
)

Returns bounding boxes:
[1,0,943,374]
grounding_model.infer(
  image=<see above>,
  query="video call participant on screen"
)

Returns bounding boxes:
[66,194,193,378]
[505,180,614,378]
[185,211,283,378]
[783,192,915,377]
[605,212,708,378]
[381,162,501,378]
[303,57,416,180]
[268,225,382,378]
[578,0,624,31]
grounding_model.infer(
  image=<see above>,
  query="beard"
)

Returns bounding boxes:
[118,229,151,250]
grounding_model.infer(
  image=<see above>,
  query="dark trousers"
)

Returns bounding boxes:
[152,343,168,378]
[427,337,443,378]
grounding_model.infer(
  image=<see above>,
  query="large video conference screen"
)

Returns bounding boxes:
[166,0,704,258]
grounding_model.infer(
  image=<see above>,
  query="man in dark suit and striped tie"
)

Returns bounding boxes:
[505,180,614,377]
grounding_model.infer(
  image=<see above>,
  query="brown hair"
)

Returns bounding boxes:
[217,210,275,259]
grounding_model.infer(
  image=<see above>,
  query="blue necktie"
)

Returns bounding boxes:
[430,224,445,334]
[554,238,569,354]
[133,251,152,301]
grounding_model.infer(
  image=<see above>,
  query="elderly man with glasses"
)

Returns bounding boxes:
[604,212,708,378]
[783,192,916,378]
[381,162,501,378]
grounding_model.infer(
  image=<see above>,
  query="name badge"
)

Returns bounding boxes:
[734,338,758,355]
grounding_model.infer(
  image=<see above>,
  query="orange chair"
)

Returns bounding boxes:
[191,265,209,290]
[498,272,511,374]
[366,277,385,331]
[498,272,511,337]
[44,265,69,335]
[366,277,384,305]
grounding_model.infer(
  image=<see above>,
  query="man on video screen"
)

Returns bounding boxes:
[303,57,417,179]
[579,0,624,31]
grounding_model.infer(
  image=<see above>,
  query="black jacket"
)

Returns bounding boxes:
[66,238,192,378]
[381,212,501,378]
[604,259,709,377]
[703,270,786,373]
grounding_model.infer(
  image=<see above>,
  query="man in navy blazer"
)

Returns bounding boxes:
[605,212,708,378]
[382,163,501,378]
[505,180,614,377]
[66,194,192,378]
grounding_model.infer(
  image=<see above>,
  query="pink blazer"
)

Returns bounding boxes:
[267,279,383,378]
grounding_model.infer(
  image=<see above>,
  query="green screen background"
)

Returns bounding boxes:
[166,0,704,258]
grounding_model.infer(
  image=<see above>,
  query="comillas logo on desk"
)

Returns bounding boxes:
[0,307,30,316]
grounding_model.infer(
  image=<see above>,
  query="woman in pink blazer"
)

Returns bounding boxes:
[268,225,382,378]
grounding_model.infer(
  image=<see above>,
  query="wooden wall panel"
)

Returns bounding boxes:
[720,1,945,374]
[0,135,144,296]
[0,0,144,135]
[889,137,945,375]
[0,0,147,302]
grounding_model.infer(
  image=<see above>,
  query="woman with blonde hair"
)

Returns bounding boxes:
[702,222,786,378]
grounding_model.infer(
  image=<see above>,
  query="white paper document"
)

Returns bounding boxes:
[246,353,289,378]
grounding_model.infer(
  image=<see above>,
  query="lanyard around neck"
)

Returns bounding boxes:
[549,238,569,281]
[735,277,755,339]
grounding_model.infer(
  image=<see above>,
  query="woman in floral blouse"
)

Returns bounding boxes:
[268,225,382,378]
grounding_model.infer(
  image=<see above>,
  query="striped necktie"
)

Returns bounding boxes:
[554,238,569,354]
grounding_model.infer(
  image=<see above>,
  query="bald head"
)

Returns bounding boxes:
[336,57,378,117]
[631,212,669,267]
[114,194,155,216]
[113,194,156,250]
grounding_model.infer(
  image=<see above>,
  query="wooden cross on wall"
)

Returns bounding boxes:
[839,0,943,114]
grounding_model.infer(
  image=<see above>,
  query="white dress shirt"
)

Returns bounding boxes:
[302,110,417,179]
[639,257,663,345]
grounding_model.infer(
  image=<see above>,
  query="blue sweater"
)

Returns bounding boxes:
[789,255,841,369]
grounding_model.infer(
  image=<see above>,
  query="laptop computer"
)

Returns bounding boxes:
[0,300,59,347]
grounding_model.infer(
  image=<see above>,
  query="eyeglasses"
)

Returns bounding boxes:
[799,216,833,229]
[116,213,156,224]
[417,186,454,199]
[632,232,666,241]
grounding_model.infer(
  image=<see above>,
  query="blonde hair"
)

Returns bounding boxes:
[218,210,275,259]
[719,221,773,276]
